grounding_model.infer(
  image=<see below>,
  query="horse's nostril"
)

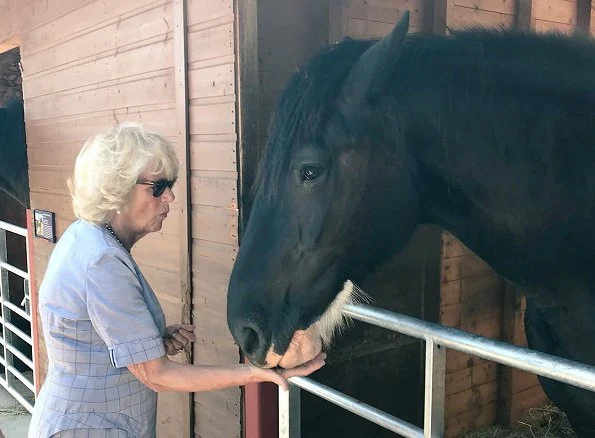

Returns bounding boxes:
[242,326,260,356]
[233,319,269,362]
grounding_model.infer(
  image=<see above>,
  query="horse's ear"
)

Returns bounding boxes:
[337,10,410,120]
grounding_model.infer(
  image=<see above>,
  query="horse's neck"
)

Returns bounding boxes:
[416,164,481,246]
[415,165,526,287]
[413,140,595,289]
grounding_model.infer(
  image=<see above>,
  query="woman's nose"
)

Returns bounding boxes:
[162,187,175,202]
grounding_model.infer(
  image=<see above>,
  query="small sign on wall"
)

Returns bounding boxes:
[34,209,56,243]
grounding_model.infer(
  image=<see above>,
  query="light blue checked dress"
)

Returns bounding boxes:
[28,220,167,438]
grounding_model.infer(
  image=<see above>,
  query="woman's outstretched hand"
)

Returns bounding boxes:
[256,352,327,391]
[164,324,196,356]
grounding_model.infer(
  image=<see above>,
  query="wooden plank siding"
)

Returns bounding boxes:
[257,0,331,155]
[2,1,191,436]
[451,0,516,29]
[185,1,243,437]
[440,233,505,437]
[533,0,577,34]
[341,0,435,37]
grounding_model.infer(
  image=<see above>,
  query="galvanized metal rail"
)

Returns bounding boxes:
[0,220,35,413]
[279,303,595,438]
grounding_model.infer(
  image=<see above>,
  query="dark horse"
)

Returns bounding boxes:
[0,97,29,209]
[228,12,595,436]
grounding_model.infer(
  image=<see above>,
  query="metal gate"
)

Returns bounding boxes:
[279,302,595,438]
[0,219,35,413]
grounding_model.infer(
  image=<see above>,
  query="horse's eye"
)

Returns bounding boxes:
[301,166,325,181]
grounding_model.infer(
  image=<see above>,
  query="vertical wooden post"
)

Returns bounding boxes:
[26,209,41,396]
[433,0,454,35]
[173,1,192,437]
[235,0,260,233]
[329,0,348,43]
[498,282,547,424]
[576,0,592,36]
[498,281,520,423]
[517,0,534,31]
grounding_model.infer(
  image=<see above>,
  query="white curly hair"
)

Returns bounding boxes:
[68,122,179,224]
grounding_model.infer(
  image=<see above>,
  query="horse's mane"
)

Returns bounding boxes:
[254,38,374,199]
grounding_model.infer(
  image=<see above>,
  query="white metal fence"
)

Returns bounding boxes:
[0,219,35,413]
[279,303,595,438]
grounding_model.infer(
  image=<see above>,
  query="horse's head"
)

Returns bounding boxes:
[228,13,419,368]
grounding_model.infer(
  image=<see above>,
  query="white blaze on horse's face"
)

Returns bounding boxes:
[263,280,368,368]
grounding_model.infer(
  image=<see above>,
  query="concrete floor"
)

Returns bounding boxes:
[0,385,31,438]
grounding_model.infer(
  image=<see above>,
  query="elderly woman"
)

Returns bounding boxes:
[28,123,325,438]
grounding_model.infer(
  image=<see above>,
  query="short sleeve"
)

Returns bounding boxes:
[85,249,166,368]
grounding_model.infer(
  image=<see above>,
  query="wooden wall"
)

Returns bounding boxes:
[440,234,513,436]
[186,1,242,437]
[533,0,577,34]
[332,0,435,39]
[257,0,330,159]
[1,1,192,436]
[451,0,516,29]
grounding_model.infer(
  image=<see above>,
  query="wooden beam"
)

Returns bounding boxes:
[517,0,534,31]
[433,0,454,35]
[576,0,592,36]
[235,0,260,233]
[329,0,348,43]
[26,209,42,396]
[497,280,520,423]
[0,36,19,54]
[173,1,192,437]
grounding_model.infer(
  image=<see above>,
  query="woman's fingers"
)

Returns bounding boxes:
[164,339,179,356]
[278,353,327,381]
[167,325,196,345]
[274,373,290,391]
[178,328,196,342]
[170,332,187,345]
[179,324,195,332]
[255,354,326,391]
[262,369,289,391]
[166,329,196,347]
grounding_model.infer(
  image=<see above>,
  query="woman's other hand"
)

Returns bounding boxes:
[164,324,196,356]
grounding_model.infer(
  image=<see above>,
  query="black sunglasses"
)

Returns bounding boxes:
[136,178,177,197]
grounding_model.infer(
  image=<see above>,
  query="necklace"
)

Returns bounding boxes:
[105,224,129,253]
